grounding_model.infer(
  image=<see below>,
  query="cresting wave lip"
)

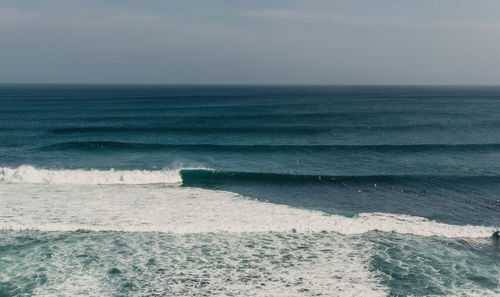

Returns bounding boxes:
[0,165,183,185]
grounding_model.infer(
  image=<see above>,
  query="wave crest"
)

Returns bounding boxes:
[0,165,183,185]
[3,166,500,187]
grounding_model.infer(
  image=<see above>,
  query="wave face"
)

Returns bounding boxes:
[179,168,500,185]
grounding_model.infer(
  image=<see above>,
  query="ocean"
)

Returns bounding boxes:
[0,85,499,296]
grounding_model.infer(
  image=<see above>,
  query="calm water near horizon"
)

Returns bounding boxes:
[0,85,499,296]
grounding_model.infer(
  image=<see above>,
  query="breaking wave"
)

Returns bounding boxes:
[2,166,500,187]
[0,165,183,185]
[0,172,496,238]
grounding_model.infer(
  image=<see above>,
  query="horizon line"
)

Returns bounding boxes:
[1,82,500,88]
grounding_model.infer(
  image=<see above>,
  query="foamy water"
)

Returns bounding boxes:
[0,171,495,238]
[0,165,183,185]
[0,168,394,296]
[3,232,389,297]
[0,176,497,296]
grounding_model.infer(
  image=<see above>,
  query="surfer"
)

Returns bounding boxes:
[493,231,500,240]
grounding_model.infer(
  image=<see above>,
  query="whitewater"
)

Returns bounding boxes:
[0,166,496,238]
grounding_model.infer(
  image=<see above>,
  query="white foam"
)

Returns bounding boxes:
[0,182,495,238]
[24,233,388,297]
[0,165,182,185]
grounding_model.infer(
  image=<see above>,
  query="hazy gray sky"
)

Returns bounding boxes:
[1,0,500,85]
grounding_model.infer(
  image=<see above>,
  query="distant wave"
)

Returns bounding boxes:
[41,141,500,154]
[48,126,329,134]
[47,121,499,135]
[2,106,474,117]
[43,141,169,151]
[0,102,311,115]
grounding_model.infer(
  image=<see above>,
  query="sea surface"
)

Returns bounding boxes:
[0,85,499,296]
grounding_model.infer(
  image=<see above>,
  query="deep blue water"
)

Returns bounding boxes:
[0,85,499,296]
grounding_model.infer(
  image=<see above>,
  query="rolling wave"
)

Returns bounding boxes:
[2,165,500,187]
[179,169,500,189]
[48,126,329,134]
[41,141,500,154]
[46,121,500,135]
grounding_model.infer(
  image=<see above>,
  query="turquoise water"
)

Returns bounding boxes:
[0,85,499,296]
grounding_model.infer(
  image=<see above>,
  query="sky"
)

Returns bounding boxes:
[1,0,500,85]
